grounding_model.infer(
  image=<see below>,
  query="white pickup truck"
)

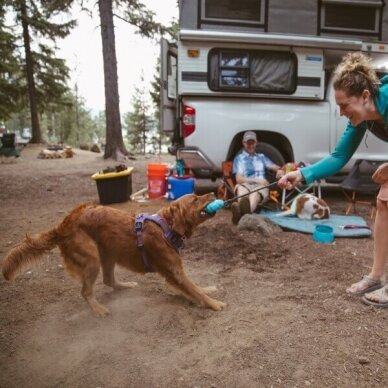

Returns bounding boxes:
[161,29,388,182]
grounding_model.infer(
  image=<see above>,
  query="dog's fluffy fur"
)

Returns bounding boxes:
[276,193,330,220]
[2,193,225,317]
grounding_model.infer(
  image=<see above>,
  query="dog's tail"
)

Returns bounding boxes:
[2,229,59,281]
[2,204,91,281]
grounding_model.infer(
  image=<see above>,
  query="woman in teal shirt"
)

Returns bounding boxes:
[279,52,388,308]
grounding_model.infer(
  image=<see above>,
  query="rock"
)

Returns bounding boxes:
[79,143,89,150]
[358,356,370,365]
[237,214,282,236]
[90,144,101,153]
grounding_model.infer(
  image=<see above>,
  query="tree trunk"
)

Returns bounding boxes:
[20,0,42,144]
[98,0,128,160]
[142,111,146,154]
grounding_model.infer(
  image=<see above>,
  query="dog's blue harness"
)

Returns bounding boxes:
[134,213,185,273]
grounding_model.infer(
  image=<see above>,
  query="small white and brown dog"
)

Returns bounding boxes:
[276,193,330,220]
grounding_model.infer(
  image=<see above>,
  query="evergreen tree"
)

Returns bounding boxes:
[98,0,126,158]
[124,74,153,154]
[41,92,97,145]
[0,4,23,121]
[150,59,168,153]
[93,110,106,144]
[6,91,100,146]
[95,0,175,159]
[5,109,30,135]
[8,0,76,143]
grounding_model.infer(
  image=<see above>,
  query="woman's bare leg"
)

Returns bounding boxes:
[363,200,388,302]
[347,199,388,295]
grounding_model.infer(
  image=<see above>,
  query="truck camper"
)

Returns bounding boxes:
[160,0,388,181]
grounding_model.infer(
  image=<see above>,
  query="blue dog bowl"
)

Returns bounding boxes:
[312,225,334,244]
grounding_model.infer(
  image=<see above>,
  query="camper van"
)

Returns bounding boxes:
[160,0,388,181]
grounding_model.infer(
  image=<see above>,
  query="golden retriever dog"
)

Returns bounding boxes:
[2,193,225,317]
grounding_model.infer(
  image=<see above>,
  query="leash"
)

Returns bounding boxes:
[205,181,279,213]
[223,181,278,205]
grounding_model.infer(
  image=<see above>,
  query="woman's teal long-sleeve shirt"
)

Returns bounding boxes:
[301,75,388,184]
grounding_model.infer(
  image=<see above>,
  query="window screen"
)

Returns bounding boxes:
[201,0,265,26]
[220,52,249,88]
[208,49,298,94]
[320,0,382,35]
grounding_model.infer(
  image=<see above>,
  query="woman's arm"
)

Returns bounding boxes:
[278,122,367,189]
[300,122,366,184]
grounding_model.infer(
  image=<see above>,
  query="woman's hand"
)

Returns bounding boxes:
[277,170,303,190]
[372,162,388,185]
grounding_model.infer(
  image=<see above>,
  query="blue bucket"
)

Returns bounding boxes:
[168,175,195,200]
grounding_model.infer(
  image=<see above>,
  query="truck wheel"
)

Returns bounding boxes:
[255,142,285,166]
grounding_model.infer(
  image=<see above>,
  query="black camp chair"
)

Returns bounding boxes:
[340,159,386,218]
[0,133,21,160]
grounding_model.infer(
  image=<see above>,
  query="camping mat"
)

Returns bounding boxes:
[259,210,372,237]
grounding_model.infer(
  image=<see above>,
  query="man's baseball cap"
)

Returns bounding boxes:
[243,131,257,142]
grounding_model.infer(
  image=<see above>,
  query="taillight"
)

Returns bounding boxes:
[182,105,195,138]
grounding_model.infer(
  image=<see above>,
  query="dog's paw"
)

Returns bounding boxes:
[92,304,111,317]
[114,281,138,290]
[211,300,226,311]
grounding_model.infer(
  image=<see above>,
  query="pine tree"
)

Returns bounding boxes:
[9,0,76,143]
[0,4,22,121]
[98,0,127,158]
[6,90,98,146]
[96,0,175,159]
[124,74,153,154]
[150,59,167,154]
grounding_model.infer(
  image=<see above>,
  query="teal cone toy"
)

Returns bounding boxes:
[204,199,225,214]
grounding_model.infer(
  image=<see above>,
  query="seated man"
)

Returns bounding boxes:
[231,131,284,224]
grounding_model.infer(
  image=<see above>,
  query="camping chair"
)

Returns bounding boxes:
[340,159,385,218]
[281,180,322,209]
[280,162,322,209]
[217,161,236,207]
[0,133,20,161]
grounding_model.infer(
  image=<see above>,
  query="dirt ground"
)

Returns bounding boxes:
[1,144,388,388]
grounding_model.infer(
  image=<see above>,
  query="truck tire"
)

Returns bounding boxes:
[255,142,285,166]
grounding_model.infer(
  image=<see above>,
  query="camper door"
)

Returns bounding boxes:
[160,38,177,133]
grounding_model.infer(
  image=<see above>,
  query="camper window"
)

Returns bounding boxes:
[200,0,266,27]
[208,49,297,94]
[319,0,382,37]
